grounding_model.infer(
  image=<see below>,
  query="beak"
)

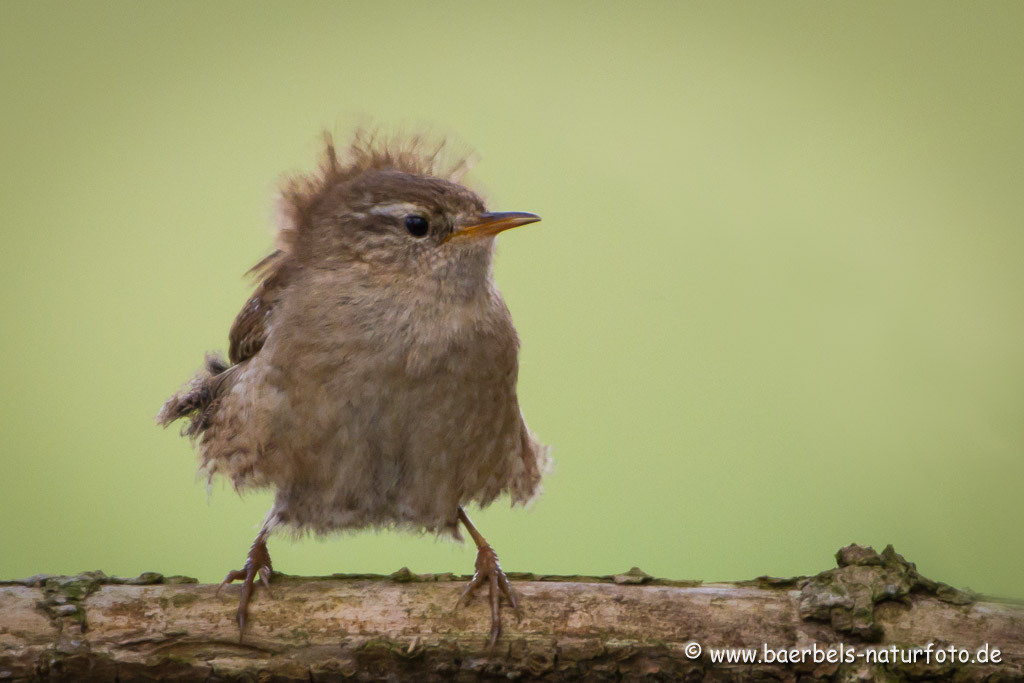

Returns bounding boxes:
[445,211,541,243]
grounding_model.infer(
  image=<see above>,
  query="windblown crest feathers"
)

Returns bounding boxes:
[274,130,477,252]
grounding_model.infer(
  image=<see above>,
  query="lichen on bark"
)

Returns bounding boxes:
[799,543,975,640]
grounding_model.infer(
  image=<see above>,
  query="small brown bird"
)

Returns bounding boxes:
[158,131,550,646]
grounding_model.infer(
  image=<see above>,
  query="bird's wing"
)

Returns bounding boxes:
[228,250,290,365]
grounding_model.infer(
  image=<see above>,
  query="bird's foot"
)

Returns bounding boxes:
[215,538,273,641]
[455,544,518,649]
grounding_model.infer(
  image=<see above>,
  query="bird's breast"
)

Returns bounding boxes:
[270,274,519,413]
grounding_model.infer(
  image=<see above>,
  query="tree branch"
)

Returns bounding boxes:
[1,545,1021,681]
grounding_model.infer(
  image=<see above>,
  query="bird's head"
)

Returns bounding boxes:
[273,132,539,290]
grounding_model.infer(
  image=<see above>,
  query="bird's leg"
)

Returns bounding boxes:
[454,506,518,648]
[216,513,276,641]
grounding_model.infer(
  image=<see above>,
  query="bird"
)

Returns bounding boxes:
[157,130,550,647]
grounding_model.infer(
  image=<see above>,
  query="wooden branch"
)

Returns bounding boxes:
[1,545,1021,681]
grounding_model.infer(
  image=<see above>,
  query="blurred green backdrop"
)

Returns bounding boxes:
[1,2,1022,599]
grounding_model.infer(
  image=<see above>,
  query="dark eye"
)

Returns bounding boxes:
[404,215,429,238]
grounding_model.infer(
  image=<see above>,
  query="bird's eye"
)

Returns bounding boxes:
[404,215,429,238]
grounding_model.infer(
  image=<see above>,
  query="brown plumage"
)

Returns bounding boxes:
[157,130,550,646]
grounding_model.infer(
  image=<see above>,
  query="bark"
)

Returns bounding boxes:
[1,545,1021,681]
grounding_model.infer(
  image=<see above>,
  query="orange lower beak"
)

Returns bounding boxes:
[446,211,541,243]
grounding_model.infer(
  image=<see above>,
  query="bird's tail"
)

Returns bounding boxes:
[156,353,233,437]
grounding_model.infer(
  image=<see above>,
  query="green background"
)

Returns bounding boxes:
[2,2,1022,599]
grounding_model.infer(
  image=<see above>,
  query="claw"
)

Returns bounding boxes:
[488,572,501,649]
[258,565,274,596]
[455,564,489,611]
[215,568,247,597]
